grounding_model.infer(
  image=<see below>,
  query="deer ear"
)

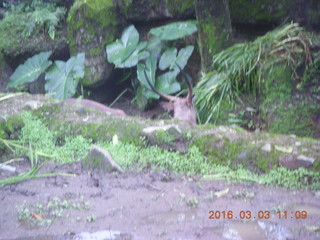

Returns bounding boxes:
[160,101,174,112]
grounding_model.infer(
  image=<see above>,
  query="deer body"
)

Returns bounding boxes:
[160,98,197,126]
[144,67,197,126]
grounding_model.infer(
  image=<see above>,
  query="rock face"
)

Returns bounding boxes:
[118,0,171,21]
[67,0,125,86]
[84,145,124,173]
[118,0,195,21]
[0,53,12,92]
[195,0,233,72]
[117,0,320,27]
[229,0,320,27]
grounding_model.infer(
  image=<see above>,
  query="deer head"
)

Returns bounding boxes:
[144,66,197,126]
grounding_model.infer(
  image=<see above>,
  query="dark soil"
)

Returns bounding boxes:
[0,161,320,240]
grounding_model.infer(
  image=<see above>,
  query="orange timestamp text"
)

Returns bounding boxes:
[208,210,308,220]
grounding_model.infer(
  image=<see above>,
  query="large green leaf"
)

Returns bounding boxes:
[159,48,177,70]
[7,51,52,89]
[137,56,181,100]
[156,71,181,94]
[45,52,85,99]
[146,37,164,59]
[117,41,149,68]
[141,85,159,99]
[137,57,157,88]
[149,21,197,41]
[175,45,194,70]
[158,46,194,73]
[137,57,159,99]
[106,25,143,68]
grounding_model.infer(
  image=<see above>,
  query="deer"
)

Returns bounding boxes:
[144,65,197,126]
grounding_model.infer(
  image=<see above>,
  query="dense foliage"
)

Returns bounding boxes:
[7,51,85,99]
[2,0,66,40]
[106,21,197,109]
[195,23,318,124]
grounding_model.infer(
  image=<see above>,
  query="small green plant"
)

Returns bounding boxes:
[0,143,71,187]
[187,197,199,207]
[0,112,91,186]
[227,108,256,130]
[106,21,197,109]
[154,130,176,145]
[86,215,96,223]
[17,112,91,162]
[101,141,210,174]
[234,189,255,200]
[17,197,91,227]
[102,140,320,190]
[7,51,85,99]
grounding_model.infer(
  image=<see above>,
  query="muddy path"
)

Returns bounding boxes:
[0,162,320,240]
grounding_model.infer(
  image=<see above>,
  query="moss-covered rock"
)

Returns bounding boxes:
[83,145,124,173]
[192,127,279,173]
[229,0,320,27]
[1,94,319,174]
[260,65,320,138]
[229,0,291,25]
[195,0,233,72]
[165,0,195,18]
[0,7,68,60]
[141,124,190,150]
[118,0,171,21]
[263,100,320,138]
[67,0,124,86]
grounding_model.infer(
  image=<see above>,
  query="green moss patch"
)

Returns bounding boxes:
[229,0,290,24]
[67,0,118,53]
[67,0,120,85]
[166,0,194,17]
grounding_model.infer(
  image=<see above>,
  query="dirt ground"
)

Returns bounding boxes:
[0,161,320,240]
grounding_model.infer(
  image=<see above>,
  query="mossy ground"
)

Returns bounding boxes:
[192,132,281,173]
[1,94,320,190]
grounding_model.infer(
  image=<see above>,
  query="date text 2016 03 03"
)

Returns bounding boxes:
[208,210,308,220]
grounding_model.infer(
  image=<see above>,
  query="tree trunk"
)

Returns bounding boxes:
[195,0,233,73]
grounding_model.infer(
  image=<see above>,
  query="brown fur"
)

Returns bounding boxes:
[144,69,197,126]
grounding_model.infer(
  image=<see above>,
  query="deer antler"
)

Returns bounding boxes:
[175,64,193,104]
[143,64,193,102]
[143,63,197,126]
[143,69,177,101]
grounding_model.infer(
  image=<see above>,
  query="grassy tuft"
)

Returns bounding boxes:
[195,23,314,124]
